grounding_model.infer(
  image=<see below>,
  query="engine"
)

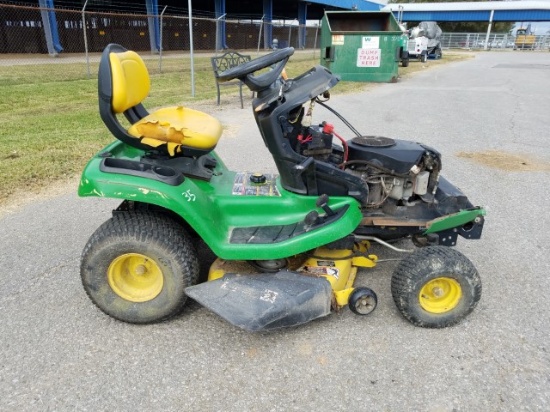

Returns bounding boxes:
[293,122,442,209]
[345,136,441,208]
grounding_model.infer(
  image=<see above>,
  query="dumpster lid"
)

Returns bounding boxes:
[323,11,401,34]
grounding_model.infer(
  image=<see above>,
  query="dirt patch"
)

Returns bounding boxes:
[221,124,241,138]
[0,176,79,220]
[456,150,550,172]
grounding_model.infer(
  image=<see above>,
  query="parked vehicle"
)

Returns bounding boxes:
[407,21,443,61]
[79,44,485,332]
[514,25,536,50]
[398,28,410,67]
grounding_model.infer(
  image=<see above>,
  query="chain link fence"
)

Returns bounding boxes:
[0,3,320,79]
[1,2,548,84]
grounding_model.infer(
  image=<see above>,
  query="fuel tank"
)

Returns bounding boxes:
[346,136,440,175]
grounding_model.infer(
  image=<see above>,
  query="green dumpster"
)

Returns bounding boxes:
[320,11,404,82]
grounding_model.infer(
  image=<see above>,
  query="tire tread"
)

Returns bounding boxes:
[391,246,482,328]
[81,211,199,324]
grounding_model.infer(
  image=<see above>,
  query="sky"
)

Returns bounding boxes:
[515,0,550,34]
[520,22,550,35]
[377,0,550,34]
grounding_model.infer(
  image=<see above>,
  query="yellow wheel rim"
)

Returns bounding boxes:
[107,253,164,302]
[419,277,462,314]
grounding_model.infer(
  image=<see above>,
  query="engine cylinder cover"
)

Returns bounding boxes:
[347,137,432,175]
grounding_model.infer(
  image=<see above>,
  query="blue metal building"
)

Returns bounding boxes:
[31,0,550,55]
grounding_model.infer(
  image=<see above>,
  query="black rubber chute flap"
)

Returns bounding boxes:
[185,271,332,332]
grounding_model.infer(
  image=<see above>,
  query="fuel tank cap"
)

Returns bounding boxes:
[352,136,396,148]
[250,173,267,184]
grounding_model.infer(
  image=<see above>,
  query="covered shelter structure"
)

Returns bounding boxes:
[8,0,550,55]
[382,1,550,49]
[25,0,385,55]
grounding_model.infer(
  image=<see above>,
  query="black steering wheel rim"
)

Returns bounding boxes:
[217,47,294,82]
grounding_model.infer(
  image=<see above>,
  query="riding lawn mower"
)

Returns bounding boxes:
[79,44,485,332]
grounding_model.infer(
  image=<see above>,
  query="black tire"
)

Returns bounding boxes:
[81,211,199,324]
[434,47,442,59]
[401,58,409,68]
[421,52,428,63]
[391,246,481,328]
[349,287,378,316]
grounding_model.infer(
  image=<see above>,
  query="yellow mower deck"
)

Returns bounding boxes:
[207,241,377,310]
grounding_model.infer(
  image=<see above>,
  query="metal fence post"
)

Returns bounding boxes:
[313,23,319,59]
[81,0,90,78]
[483,9,495,50]
[188,0,195,97]
[257,14,265,56]
[288,18,296,48]
[159,5,167,73]
[215,13,226,55]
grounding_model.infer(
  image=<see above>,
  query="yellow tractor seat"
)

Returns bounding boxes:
[99,43,222,157]
[128,106,222,156]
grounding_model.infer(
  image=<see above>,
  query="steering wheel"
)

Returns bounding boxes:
[217,47,294,92]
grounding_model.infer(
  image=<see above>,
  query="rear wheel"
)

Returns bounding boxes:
[434,47,442,59]
[81,211,199,323]
[391,246,481,328]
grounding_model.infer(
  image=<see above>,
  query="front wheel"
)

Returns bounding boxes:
[349,287,378,315]
[420,52,428,63]
[81,211,199,323]
[391,246,481,328]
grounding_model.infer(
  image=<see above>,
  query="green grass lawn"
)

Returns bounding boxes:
[0,51,471,206]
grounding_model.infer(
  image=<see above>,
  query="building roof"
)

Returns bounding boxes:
[306,0,384,12]
[382,1,550,22]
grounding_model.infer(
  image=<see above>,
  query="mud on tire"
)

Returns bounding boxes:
[80,211,199,324]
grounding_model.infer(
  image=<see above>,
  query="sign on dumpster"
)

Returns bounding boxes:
[357,48,381,67]
[362,36,379,49]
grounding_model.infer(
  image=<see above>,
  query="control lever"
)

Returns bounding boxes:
[292,156,314,176]
[316,194,336,217]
